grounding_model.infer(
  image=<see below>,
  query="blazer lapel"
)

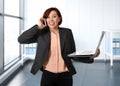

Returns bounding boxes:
[59,28,66,52]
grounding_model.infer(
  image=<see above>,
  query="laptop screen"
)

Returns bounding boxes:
[94,31,105,56]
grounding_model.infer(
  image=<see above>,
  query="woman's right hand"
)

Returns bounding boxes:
[37,18,47,30]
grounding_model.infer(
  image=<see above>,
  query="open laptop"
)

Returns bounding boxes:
[68,31,105,57]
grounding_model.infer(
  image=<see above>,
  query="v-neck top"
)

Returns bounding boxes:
[43,30,68,73]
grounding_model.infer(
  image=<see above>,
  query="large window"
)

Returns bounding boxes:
[4,17,20,69]
[4,0,19,16]
[0,0,24,74]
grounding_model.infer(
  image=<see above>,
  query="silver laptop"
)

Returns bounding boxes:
[68,31,105,57]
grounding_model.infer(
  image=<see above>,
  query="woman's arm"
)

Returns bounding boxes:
[72,49,100,63]
[72,57,94,63]
[18,25,39,44]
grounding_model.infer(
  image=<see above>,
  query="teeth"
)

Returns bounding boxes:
[49,22,54,25]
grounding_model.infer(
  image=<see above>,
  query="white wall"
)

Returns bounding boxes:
[24,0,120,60]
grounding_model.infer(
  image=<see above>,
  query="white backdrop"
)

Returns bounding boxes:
[24,0,120,60]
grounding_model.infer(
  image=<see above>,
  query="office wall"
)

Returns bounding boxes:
[24,0,120,60]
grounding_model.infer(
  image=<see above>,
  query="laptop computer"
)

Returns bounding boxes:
[68,31,105,57]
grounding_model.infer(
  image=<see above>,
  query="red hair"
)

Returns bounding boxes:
[43,7,62,25]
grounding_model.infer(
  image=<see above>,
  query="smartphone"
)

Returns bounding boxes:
[42,20,47,26]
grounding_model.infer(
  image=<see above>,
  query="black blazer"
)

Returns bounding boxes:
[18,25,94,75]
[18,25,77,75]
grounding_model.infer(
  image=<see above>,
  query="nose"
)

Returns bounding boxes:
[49,17,53,21]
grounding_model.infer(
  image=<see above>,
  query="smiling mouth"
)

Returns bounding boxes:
[49,22,55,26]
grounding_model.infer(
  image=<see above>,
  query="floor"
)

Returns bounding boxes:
[1,60,120,86]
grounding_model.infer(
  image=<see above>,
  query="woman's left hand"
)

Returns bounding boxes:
[90,49,100,59]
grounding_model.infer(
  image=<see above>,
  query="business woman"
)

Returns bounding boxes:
[18,7,99,86]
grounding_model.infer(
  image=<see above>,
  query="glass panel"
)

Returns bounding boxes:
[24,44,36,55]
[4,0,19,16]
[4,17,20,66]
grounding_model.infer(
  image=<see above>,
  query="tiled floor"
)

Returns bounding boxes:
[2,60,120,86]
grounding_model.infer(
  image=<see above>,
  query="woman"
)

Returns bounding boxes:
[18,7,100,86]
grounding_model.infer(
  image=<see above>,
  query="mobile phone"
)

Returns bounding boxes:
[42,20,47,26]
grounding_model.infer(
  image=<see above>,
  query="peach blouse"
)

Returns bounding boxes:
[43,30,68,73]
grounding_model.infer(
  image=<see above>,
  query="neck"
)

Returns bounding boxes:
[50,27,59,33]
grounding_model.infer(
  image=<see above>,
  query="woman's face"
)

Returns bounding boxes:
[46,10,60,30]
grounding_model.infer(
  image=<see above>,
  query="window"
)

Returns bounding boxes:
[4,0,19,16]
[4,17,20,69]
[0,0,24,73]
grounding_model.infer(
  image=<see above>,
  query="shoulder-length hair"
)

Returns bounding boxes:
[43,7,62,25]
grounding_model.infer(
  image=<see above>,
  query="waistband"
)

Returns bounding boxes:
[43,70,70,76]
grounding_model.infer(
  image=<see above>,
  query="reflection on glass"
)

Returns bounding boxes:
[4,17,20,67]
[4,0,19,16]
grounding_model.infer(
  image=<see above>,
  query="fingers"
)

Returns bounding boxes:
[38,18,47,29]
[90,56,95,59]
[90,49,100,59]
[40,18,47,26]
[96,49,100,57]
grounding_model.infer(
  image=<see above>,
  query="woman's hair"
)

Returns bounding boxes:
[43,7,62,25]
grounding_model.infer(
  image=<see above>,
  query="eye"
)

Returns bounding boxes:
[53,16,56,18]
[47,16,50,19]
